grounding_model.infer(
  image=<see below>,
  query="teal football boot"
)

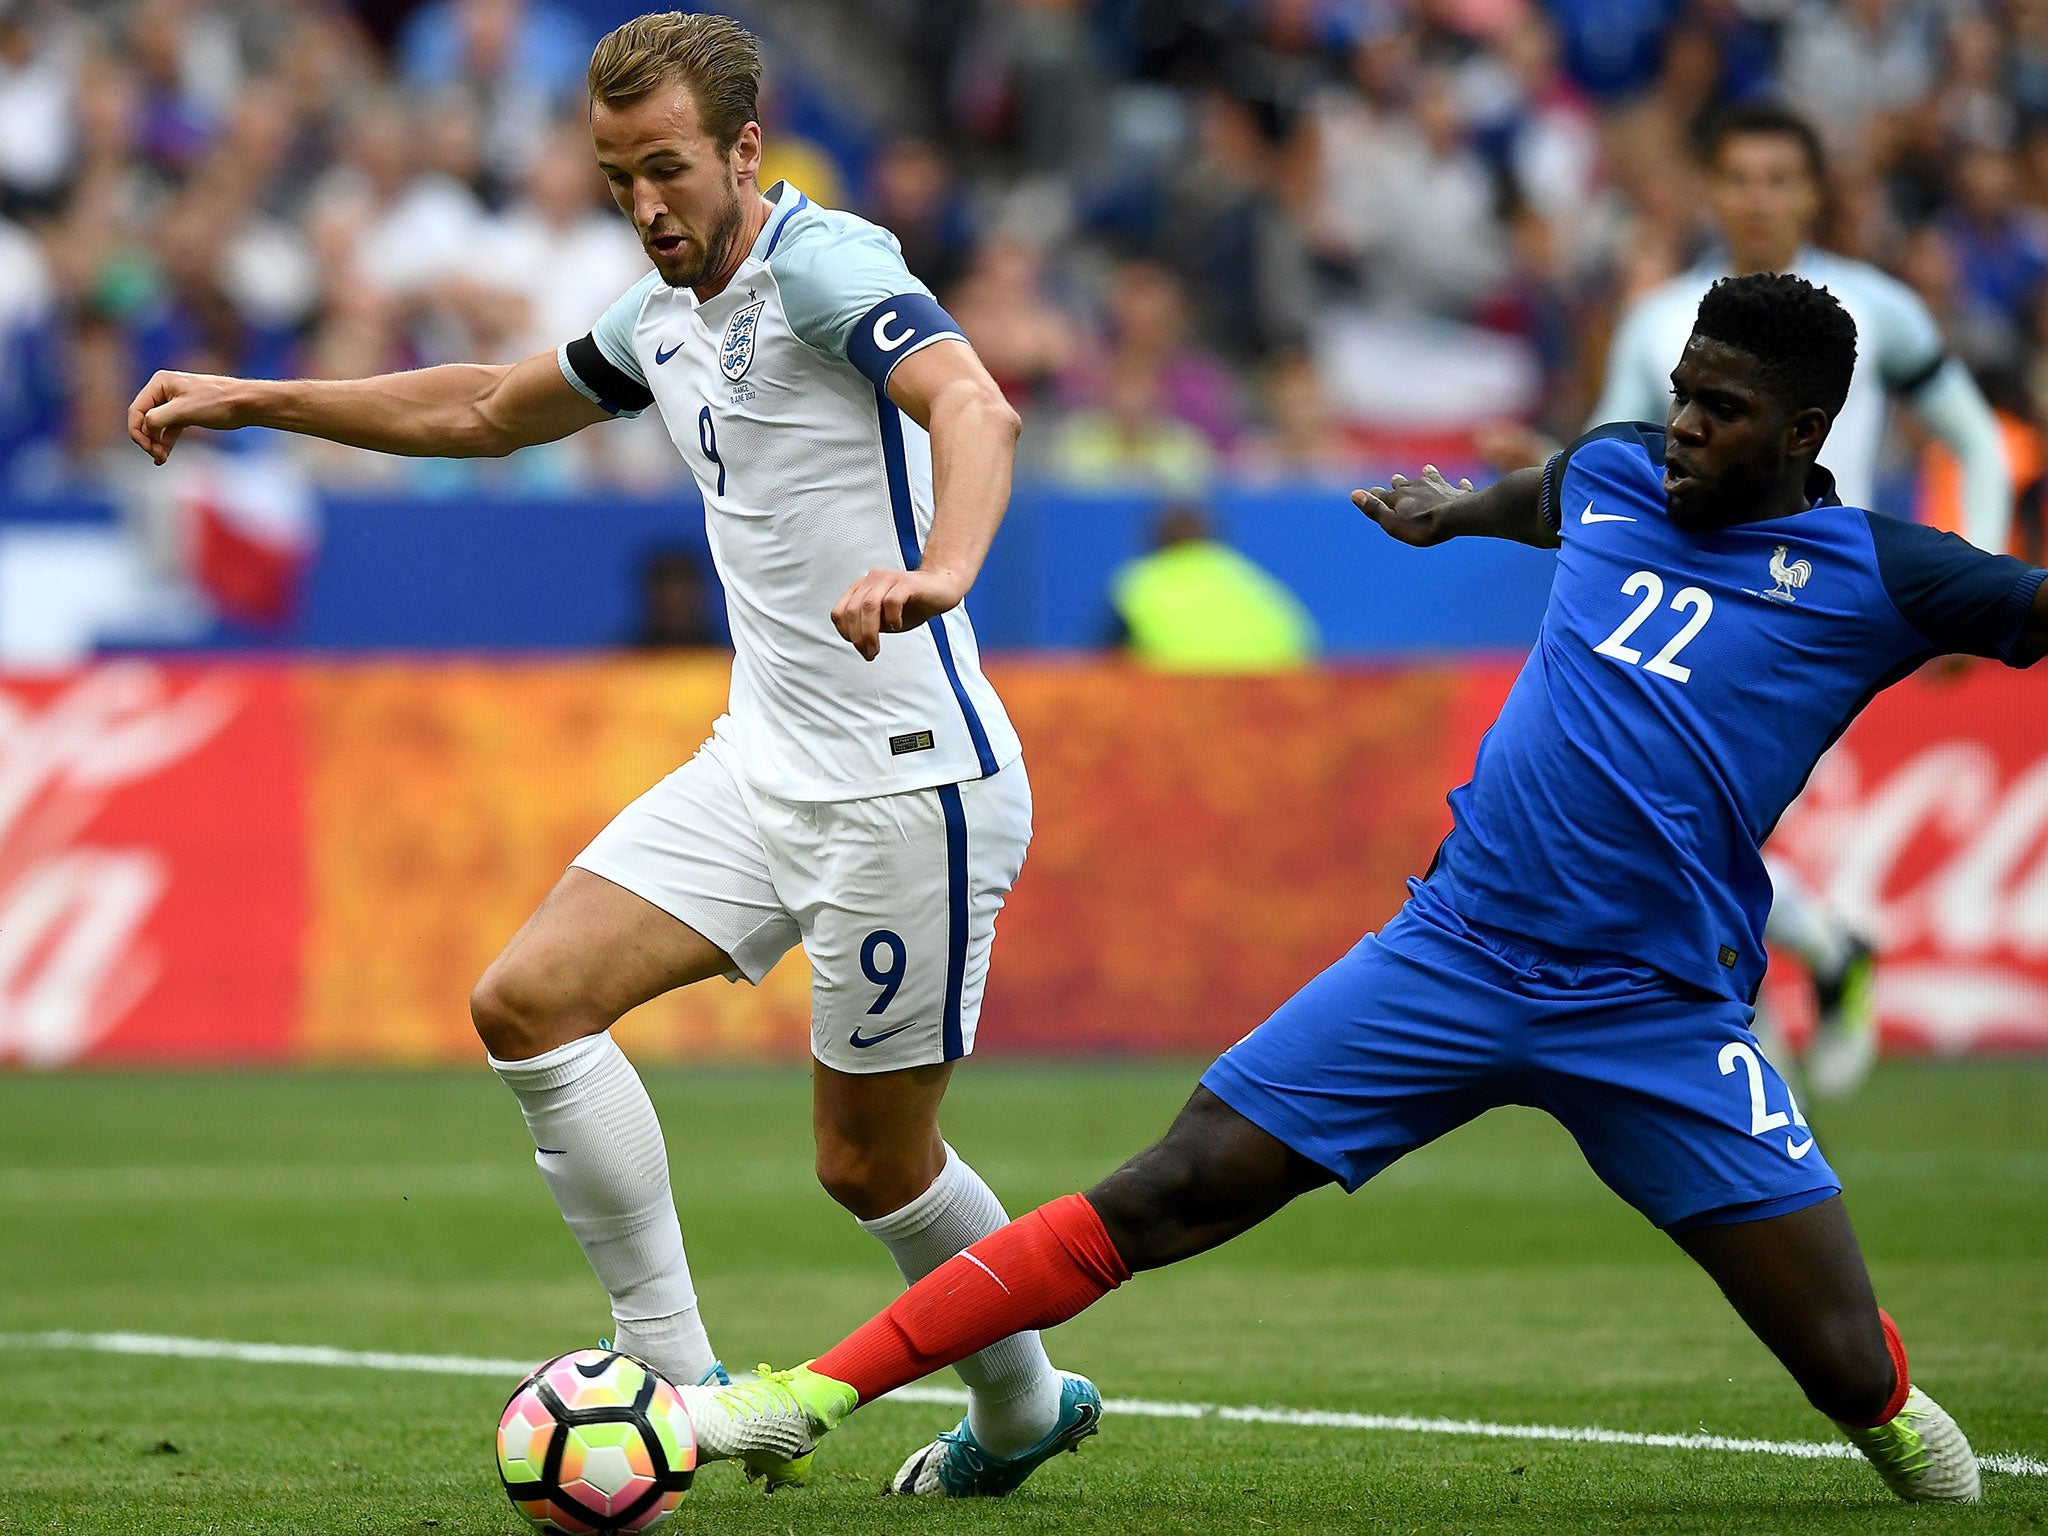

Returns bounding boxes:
[886,1372,1103,1496]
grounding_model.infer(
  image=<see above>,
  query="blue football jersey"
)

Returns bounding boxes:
[1426,423,2046,1001]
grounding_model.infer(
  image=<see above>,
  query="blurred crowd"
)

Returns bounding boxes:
[7,0,2048,497]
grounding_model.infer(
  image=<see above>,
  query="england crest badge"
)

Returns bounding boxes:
[721,300,764,382]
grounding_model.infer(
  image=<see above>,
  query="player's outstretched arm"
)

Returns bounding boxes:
[126,348,612,466]
[831,339,1021,660]
[1353,464,1559,550]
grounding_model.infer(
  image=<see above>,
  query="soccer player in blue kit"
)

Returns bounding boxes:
[668,272,2044,1503]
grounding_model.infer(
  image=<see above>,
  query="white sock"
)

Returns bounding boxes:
[858,1145,1063,1458]
[1764,856,1852,978]
[490,1033,716,1386]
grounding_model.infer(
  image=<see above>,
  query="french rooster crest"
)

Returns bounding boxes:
[1768,544,1812,602]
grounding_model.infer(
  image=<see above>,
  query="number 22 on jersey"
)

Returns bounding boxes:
[1592,570,1714,682]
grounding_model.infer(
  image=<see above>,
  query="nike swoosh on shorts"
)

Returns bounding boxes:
[849,1021,918,1049]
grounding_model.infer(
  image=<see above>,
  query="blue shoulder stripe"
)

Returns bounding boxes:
[763,192,809,259]
[873,387,1000,778]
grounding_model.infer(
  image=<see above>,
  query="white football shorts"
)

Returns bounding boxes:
[572,726,1031,1073]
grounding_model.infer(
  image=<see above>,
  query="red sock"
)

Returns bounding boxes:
[813,1192,1131,1404]
[1839,1309,1912,1428]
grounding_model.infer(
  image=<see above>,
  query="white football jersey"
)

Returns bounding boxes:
[559,182,1020,803]
[1589,248,1947,514]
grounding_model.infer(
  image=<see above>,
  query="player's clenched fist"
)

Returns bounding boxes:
[1351,466,1474,547]
[831,567,968,661]
[126,371,251,464]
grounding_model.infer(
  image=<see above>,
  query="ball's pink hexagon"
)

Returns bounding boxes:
[497,1392,557,1482]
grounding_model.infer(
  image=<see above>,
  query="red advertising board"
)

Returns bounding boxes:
[1767,663,2048,1053]
[0,663,303,1065]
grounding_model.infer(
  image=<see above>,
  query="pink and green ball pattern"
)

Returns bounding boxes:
[497,1349,697,1535]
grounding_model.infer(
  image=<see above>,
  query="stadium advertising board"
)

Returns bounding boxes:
[0,657,2039,1066]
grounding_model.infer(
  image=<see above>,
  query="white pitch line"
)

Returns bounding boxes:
[4,1331,2042,1480]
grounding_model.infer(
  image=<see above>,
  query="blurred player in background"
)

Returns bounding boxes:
[679,273,2046,1505]
[1493,104,2016,1099]
[127,11,1095,1499]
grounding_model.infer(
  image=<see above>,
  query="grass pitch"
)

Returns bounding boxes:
[0,1060,2043,1535]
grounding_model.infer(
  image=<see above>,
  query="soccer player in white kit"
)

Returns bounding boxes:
[126,11,1096,1499]
[1497,103,2015,1100]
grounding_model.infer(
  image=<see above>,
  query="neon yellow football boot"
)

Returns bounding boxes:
[675,1363,858,1493]
[1837,1386,1982,1503]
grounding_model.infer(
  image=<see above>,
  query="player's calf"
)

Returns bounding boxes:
[1089,1087,1334,1270]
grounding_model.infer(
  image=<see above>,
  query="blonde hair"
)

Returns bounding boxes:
[587,12,762,148]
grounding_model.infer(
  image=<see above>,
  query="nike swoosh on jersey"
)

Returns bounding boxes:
[848,1020,919,1049]
[1580,502,1637,524]
[654,340,684,365]
[1786,1134,1816,1160]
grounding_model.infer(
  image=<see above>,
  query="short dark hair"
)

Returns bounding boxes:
[1692,272,1858,421]
[1701,102,1827,185]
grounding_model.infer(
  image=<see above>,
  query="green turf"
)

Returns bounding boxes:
[0,1061,2042,1534]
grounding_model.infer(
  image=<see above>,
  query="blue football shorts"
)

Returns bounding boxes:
[1200,882,1840,1232]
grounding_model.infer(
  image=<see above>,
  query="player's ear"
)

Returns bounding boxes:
[731,120,762,184]
[1784,405,1829,460]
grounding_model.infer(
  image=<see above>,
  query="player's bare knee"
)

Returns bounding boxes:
[814,1136,929,1221]
[470,966,582,1061]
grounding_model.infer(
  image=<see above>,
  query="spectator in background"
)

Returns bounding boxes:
[0,0,77,219]
[1233,348,1357,481]
[1049,356,1216,494]
[306,92,489,358]
[0,208,56,473]
[1780,0,1935,150]
[1941,144,2048,346]
[2014,0,2048,121]
[634,547,722,650]
[1313,46,1508,318]
[951,0,1102,176]
[1467,11,1601,230]
[867,136,973,296]
[204,80,322,351]
[397,0,587,187]
[1109,502,1318,673]
[1161,88,1311,362]
[945,234,1076,411]
[25,312,140,491]
[1076,258,1241,449]
[1544,0,1680,101]
[1373,67,1511,316]
[126,0,244,183]
[1939,12,2016,156]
